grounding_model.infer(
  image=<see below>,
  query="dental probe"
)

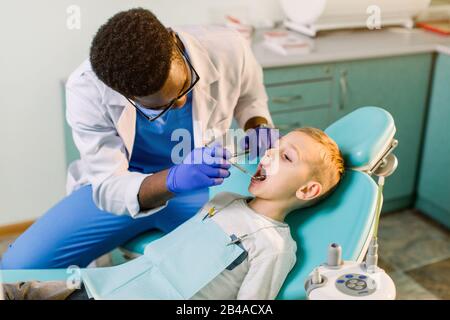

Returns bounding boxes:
[229,160,265,181]
[203,141,264,181]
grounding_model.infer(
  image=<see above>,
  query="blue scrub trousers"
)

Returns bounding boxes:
[0,185,208,269]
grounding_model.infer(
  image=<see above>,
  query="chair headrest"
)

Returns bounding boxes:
[325,107,396,171]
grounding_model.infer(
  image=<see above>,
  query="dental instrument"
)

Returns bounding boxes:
[226,225,289,246]
[228,148,266,181]
[203,139,265,181]
[204,136,249,159]
[229,160,266,181]
[232,149,250,159]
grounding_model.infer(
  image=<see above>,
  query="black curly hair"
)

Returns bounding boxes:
[90,8,175,97]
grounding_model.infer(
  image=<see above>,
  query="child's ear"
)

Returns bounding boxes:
[296,181,322,201]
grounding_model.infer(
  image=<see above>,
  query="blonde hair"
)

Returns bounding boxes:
[294,127,345,196]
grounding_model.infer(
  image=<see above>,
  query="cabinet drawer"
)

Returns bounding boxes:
[271,107,330,135]
[264,64,333,85]
[266,80,332,113]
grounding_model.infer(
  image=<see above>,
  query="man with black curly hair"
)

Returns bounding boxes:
[1,8,277,269]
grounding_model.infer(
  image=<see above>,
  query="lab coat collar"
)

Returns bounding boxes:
[175,29,220,147]
[175,29,220,86]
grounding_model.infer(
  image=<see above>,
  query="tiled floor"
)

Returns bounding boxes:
[378,209,450,300]
[1,209,449,300]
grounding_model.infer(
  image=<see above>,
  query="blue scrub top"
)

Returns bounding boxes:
[129,92,194,174]
[128,91,209,221]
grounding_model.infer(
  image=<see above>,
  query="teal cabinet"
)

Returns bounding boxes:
[266,80,331,114]
[332,54,433,212]
[416,53,450,228]
[271,106,331,135]
[264,53,433,212]
[264,64,333,85]
[263,64,334,135]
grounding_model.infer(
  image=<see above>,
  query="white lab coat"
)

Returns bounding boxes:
[65,26,272,218]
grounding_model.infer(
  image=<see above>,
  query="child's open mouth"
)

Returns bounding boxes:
[252,164,267,182]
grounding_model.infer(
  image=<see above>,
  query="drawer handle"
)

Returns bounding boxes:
[276,121,302,130]
[339,70,348,110]
[271,94,303,104]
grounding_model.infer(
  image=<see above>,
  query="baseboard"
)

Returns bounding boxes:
[0,220,35,238]
[416,197,450,229]
[382,195,414,213]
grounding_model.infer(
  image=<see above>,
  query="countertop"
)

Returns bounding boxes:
[252,27,450,68]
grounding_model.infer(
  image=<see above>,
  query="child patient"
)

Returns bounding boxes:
[2,127,344,300]
[191,127,344,299]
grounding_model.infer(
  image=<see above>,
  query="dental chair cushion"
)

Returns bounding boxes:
[0,269,70,283]
[325,106,395,170]
[120,230,165,259]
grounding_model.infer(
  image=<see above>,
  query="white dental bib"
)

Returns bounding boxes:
[81,199,246,300]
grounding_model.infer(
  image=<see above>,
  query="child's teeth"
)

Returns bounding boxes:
[252,166,267,181]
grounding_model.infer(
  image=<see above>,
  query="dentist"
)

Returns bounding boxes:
[1,8,277,269]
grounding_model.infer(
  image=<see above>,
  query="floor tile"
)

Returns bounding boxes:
[406,258,450,300]
[378,210,450,271]
[389,271,439,300]
[377,257,396,273]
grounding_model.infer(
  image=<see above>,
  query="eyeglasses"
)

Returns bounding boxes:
[126,40,200,122]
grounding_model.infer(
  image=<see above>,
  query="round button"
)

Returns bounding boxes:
[355,285,363,290]
[345,274,353,278]
[349,279,358,284]
[347,283,356,288]
[337,280,345,284]
[357,281,365,286]
[358,275,367,279]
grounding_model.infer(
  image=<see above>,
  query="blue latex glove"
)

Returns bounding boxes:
[166,145,232,193]
[241,125,281,159]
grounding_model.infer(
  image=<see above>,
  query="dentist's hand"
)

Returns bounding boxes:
[166,145,232,193]
[241,125,280,159]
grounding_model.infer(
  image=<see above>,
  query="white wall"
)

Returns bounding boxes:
[0,0,283,225]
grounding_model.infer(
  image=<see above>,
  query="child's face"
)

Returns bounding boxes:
[248,131,322,202]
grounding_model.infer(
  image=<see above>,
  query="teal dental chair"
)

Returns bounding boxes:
[0,106,397,300]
